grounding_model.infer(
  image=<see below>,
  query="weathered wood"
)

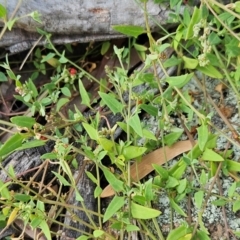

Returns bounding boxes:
[0,0,170,52]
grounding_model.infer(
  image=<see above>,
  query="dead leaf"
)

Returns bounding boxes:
[219,105,234,118]
[215,83,226,93]
[101,140,193,198]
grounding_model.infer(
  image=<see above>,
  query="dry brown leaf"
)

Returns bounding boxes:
[215,83,226,93]
[101,140,193,198]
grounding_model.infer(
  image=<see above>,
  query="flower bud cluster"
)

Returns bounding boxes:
[193,19,212,67]
[61,67,78,84]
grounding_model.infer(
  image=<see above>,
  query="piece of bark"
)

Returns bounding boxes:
[0,0,170,52]
[60,155,96,239]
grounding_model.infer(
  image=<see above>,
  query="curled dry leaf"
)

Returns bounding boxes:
[101,140,193,198]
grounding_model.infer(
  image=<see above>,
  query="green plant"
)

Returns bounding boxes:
[0,0,240,239]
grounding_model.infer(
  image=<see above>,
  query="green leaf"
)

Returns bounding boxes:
[197,65,223,79]
[126,224,140,232]
[140,104,158,116]
[61,87,71,97]
[102,167,124,193]
[226,160,240,172]
[202,149,224,162]
[0,133,25,157]
[59,50,68,63]
[153,164,169,180]
[93,230,104,238]
[75,189,84,201]
[0,72,7,82]
[99,92,124,115]
[166,176,179,189]
[169,198,187,217]
[197,123,208,151]
[194,191,204,208]
[228,182,236,197]
[41,152,57,159]
[56,98,69,112]
[85,171,98,184]
[185,7,201,40]
[233,201,240,213]
[101,41,111,55]
[112,25,145,38]
[82,122,98,141]
[177,178,187,194]
[11,116,36,129]
[128,114,143,137]
[166,73,193,88]
[0,4,7,18]
[52,171,71,186]
[212,199,227,206]
[79,80,91,108]
[142,128,157,140]
[122,145,147,160]
[76,236,89,240]
[0,180,11,200]
[133,43,148,52]
[6,19,17,30]
[14,194,31,202]
[94,186,102,198]
[103,196,125,222]
[167,225,190,240]
[131,201,161,219]
[182,56,198,69]
[163,129,183,146]
[39,220,51,240]
[41,53,55,63]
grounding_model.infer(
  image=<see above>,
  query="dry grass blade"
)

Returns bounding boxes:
[101,140,193,198]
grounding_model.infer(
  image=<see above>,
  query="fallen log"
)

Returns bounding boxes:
[0,0,170,52]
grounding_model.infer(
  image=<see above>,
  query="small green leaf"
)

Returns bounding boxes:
[99,92,124,115]
[197,123,208,151]
[79,80,91,108]
[126,224,140,232]
[197,65,223,79]
[98,137,114,151]
[0,133,25,157]
[41,53,55,63]
[166,73,193,88]
[153,164,169,180]
[59,50,68,63]
[52,171,71,186]
[11,116,36,129]
[140,104,158,116]
[133,43,148,52]
[131,201,161,219]
[101,41,111,55]
[75,189,84,201]
[0,72,7,82]
[177,178,187,194]
[93,230,104,238]
[14,194,31,202]
[0,180,11,199]
[6,19,17,30]
[169,198,187,217]
[185,7,201,40]
[39,220,51,240]
[102,167,124,193]
[129,114,143,137]
[122,145,147,160]
[182,56,198,69]
[233,201,240,213]
[202,149,224,162]
[61,87,71,97]
[85,171,98,184]
[112,25,145,38]
[56,98,69,112]
[167,225,190,240]
[94,186,102,198]
[0,4,7,18]
[212,199,227,206]
[76,236,89,240]
[103,196,125,222]
[142,128,157,140]
[166,176,179,189]
[163,129,183,146]
[194,191,204,208]
[41,152,57,159]
[82,123,98,141]
[228,182,236,197]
